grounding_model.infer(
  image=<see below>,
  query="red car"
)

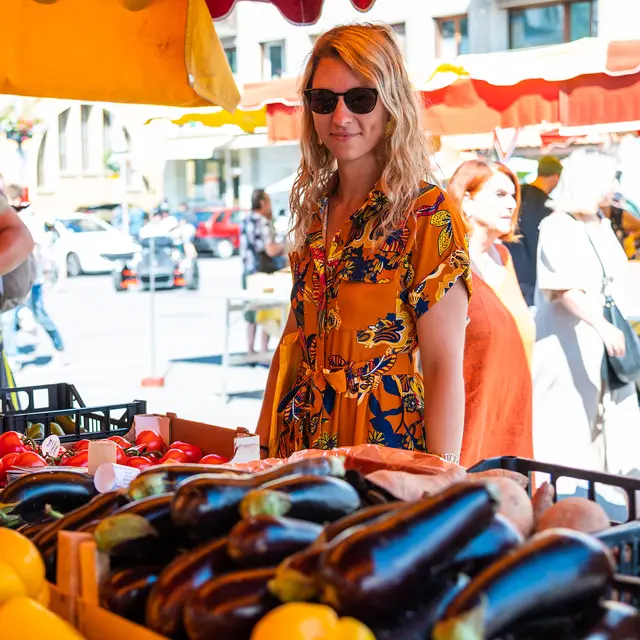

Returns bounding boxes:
[193,207,247,258]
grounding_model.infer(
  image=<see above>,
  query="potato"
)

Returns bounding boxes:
[532,482,555,527]
[366,466,467,502]
[469,477,534,537]
[535,497,611,534]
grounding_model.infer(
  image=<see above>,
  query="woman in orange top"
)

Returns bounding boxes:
[448,159,534,467]
[255,24,471,462]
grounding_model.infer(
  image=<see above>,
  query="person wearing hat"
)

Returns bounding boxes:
[506,155,563,307]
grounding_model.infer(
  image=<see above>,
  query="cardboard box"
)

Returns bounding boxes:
[77,600,166,640]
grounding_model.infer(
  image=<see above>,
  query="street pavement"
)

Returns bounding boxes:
[12,256,270,431]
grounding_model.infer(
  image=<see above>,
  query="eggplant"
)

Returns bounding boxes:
[318,502,400,544]
[127,464,246,500]
[240,475,361,524]
[95,493,182,561]
[35,490,131,582]
[0,469,97,524]
[575,600,640,639]
[433,529,616,640]
[446,513,523,578]
[318,482,498,620]
[344,469,399,506]
[100,565,161,625]
[171,475,255,541]
[372,574,471,640]
[128,456,344,501]
[183,567,278,640]
[227,516,322,568]
[268,543,326,603]
[146,537,234,639]
[17,520,52,541]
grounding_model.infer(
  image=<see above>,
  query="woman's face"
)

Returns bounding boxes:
[310,57,388,166]
[463,172,517,237]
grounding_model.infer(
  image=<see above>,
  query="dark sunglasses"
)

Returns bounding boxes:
[304,88,378,115]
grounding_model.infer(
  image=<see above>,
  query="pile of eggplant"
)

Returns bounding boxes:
[14,457,640,640]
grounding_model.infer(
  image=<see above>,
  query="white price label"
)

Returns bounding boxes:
[41,435,63,458]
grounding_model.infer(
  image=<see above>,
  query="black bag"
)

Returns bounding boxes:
[573,215,640,391]
[257,251,280,275]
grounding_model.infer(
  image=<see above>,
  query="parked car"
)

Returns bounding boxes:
[112,236,199,291]
[50,213,141,276]
[193,206,247,258]
[76,203,147,238]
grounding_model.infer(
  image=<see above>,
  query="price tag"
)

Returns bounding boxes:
[41,435,63,458]
[231,435,260,463]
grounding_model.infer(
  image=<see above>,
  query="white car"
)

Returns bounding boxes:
[50,213,140,276]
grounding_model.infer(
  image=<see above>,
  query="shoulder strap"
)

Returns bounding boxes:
[565,213,608,281]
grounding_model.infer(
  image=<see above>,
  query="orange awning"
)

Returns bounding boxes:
[1,0,240,111]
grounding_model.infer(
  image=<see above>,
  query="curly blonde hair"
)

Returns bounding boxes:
[289,23,434,252]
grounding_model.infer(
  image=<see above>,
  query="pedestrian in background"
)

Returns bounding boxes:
[240,189,284,356]
[4,185,66,369]
[448,159,534,467]
[506,155,563,308]
[533,149,640,482]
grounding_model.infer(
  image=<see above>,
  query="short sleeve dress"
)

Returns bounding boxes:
[273,181,472,458]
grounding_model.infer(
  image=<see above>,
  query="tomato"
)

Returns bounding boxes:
[112,444,128,466]
[13,451,48,468]
[1,453,21,470]
[74,439,90,452]
[64,450,88,468]
[0,432,27,458]
[170,441,203,463]
[135,430,167,455]
[108,436,131,449]
[127,456,154,470]
[159,448,188,464]
[199,453,229,465]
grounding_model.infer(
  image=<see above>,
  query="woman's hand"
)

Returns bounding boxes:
[596,319,627,358]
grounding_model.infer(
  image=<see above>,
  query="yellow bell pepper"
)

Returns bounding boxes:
[0,597,85,640]
[251,603,376,640]
[0,529,45,597]
[0,562,27,606]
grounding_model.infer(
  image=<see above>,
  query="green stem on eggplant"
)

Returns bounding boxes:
[239,490,292,519]
[0,508,23,528]
[326,456,346,478]
[94,513,159,553]
[432,602,486,640]
[128,474,167,501]
[268,566,318,603]
[44,504,65,520]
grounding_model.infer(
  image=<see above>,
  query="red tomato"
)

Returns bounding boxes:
[135,430,167,455]
[74,439,90,452]
[127,456,154,470]
[159,448,188,464]
[1,452,21,470]
[108,436,131,449]
[65,450,89,467]
[0,432,27,458]
[113,444,128,466]
[199,453,229,465]
[170,441,203,464]
[13,451,48,468]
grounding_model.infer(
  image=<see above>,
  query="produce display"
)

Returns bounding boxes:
[2,441,637,640]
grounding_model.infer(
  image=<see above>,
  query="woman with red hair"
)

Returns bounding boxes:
[448,159,534,467]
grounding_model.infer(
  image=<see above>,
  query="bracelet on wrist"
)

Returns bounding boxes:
[430,451,460,465]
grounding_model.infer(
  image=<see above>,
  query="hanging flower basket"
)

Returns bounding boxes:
[3,118,38,146]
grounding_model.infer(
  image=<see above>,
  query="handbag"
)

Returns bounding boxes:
[573,214,640,391]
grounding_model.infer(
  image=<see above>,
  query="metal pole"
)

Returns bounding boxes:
[119,156,130,235]
[149,235,157,379]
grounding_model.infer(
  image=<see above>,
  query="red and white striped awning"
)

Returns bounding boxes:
[239,38,640,139]
[206,0,376,25]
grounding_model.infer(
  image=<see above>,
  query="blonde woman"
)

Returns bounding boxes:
[533,149,640,479]
[256,24,471,460]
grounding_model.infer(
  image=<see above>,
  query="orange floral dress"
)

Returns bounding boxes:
[270,181,472,458]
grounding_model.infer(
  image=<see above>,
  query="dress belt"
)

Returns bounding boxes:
[298,352,416,395]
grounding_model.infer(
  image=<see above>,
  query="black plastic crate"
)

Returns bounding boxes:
[470,456,640,606]
[469,456,640,522]
[0,382,85,414]
[0,383,146,443]
[1,401,147,443]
